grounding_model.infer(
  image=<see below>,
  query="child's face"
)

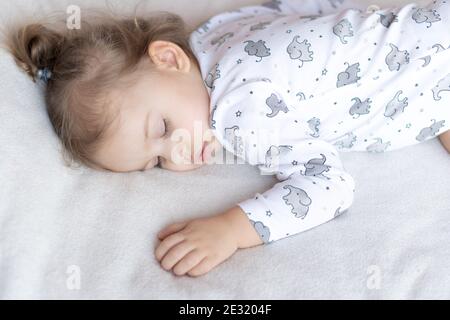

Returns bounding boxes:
[91,41,218,172]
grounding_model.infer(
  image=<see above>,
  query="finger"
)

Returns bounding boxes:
[187,257,214,277]
[160,241,195,271]
[157,222,188,240]
[154,233,185,262]
[172,250,206,276]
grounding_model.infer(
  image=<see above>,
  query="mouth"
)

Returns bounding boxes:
[201,141,209,163]
[194,142,207,164]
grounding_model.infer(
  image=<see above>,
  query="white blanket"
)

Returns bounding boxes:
[1,0,449,299]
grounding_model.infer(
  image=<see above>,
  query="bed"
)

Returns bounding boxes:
[0,0,449,299]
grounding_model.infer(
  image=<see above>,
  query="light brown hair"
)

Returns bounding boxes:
[1,7,199,170]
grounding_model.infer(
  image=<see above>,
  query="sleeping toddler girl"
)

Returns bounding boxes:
[3,0,450,277]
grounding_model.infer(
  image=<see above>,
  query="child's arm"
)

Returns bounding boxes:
[222,205,264,249]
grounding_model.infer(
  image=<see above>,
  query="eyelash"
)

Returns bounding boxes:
[162,119,170,137]
[157,119,170,168]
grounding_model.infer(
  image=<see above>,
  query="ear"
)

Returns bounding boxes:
[147,40,190,73]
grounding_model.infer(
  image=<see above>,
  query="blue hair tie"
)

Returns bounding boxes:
[37,67,52,83]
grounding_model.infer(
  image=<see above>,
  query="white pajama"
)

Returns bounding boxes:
[188,0,450,243]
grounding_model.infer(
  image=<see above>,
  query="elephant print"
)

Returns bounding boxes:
[349,97,372,118]
[282,185,312,219]
[210,105,217,129]
[432,73,450,101]
[224,126,244,156]
[287,36,313,68]
[412,7,441,28]
[244,40,271,62]
[303,154,331,180]
[250,21,272,31]
[205,63,220,91]
[249,219,271,244]
[266,93,290,117]
[265,145,293,169]
[384,90,408,120]
[337,62,361,87]
[307,117,321,138]
[385,44,410,71]
[366,138,391,152]
[333,19,354,44]
[378,12,399,28]
[416,119,446,141]
[334,132,357,149]
[261,0,282,12]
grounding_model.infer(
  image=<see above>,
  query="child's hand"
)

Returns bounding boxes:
[155,206,263,277]
[155,212,238,277]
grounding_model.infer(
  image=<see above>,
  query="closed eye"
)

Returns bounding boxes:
[156,119,171,168]
[162,118,171,138]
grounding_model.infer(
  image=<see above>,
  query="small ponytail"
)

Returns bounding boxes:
[3,23,65,83]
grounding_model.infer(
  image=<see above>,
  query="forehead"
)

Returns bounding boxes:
[93,105,152,169]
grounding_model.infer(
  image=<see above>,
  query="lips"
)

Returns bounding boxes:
[193,142,206,163]
[200,142,207,162]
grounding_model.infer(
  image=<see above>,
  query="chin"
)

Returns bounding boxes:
[164,162,205,172]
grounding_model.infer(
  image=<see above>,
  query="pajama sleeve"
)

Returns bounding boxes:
[271,0,370,16]
[237,138,356,244]
[213,81,356,244]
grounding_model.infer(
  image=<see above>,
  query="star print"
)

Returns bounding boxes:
[237,59,243,64]
[292,160,298,166]
[235,111,242,117]
[406,123,412,128]
[322,69,328,76]
[266,210,272,217]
